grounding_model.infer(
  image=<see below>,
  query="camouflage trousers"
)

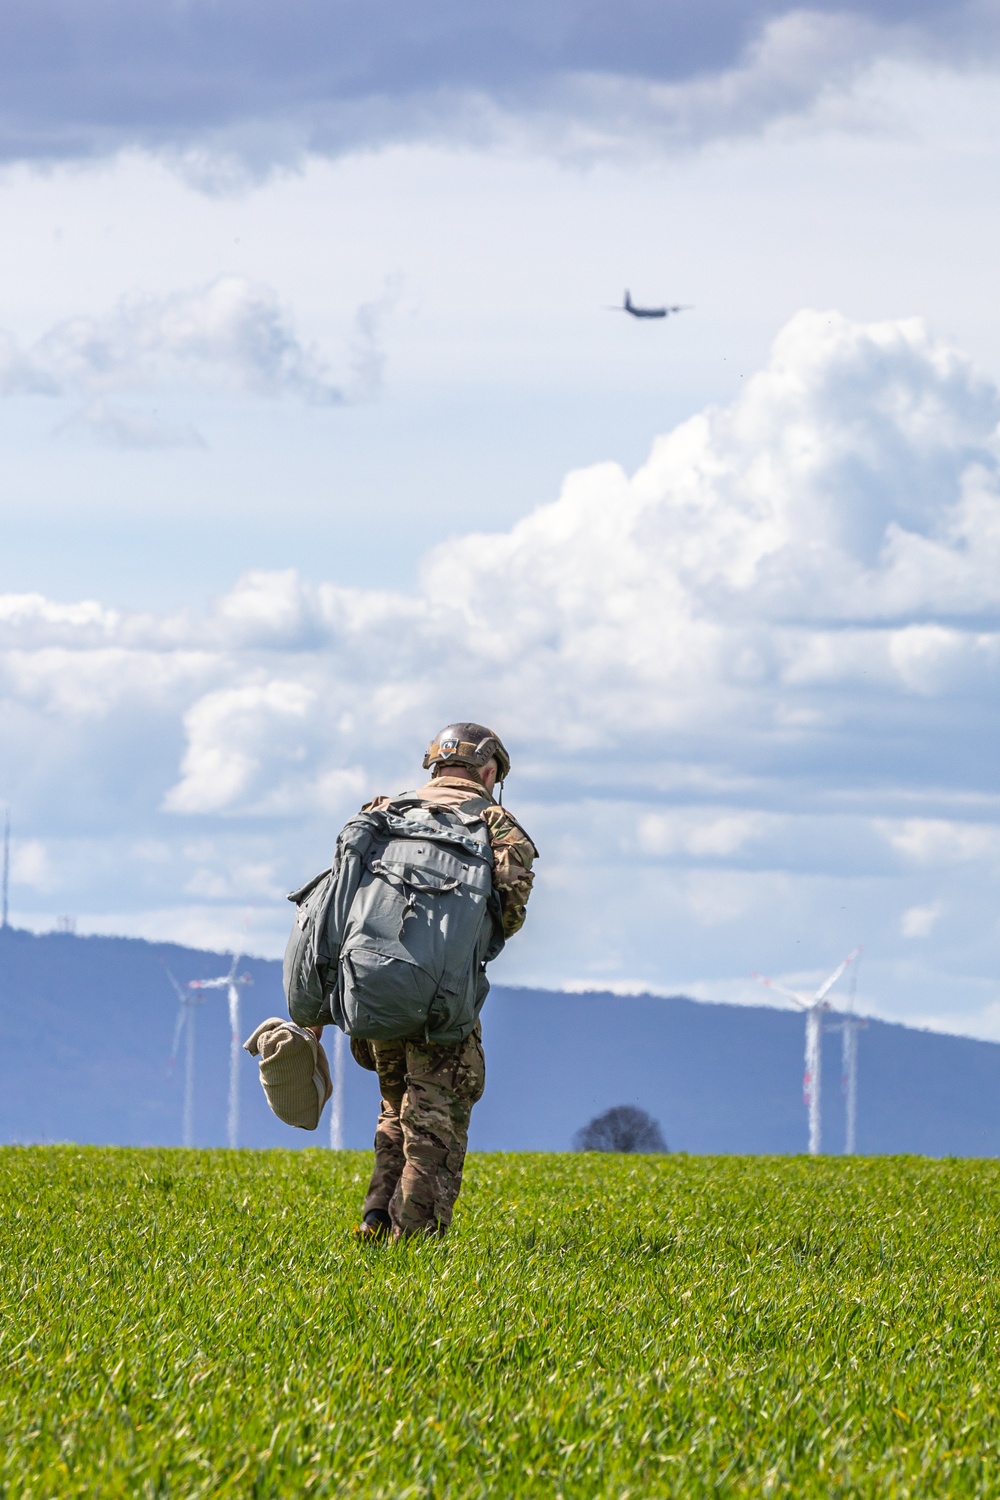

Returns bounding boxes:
[353,1023,486,1238]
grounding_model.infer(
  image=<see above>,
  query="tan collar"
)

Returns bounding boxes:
[422,775,496,803]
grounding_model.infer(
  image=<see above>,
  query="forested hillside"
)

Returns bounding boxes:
[1,927,998,1155]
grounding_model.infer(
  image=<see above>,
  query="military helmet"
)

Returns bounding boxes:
[422,722,511,783]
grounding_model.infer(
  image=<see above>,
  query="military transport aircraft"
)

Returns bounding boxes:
[612,290,691,320]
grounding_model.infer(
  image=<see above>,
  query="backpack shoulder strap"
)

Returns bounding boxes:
[286,867,332,906]
[383,790,431,813]
[451,794,492,825]
[382,790,492,828]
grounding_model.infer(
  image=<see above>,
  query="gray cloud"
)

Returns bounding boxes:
[0,1,992,171]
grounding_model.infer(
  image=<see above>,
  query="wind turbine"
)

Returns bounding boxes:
[826,958,868,1155]
[753,947,861,1155]
[187,954,253,1150]
[165,968,205,1148]
[329,1029,346,1150]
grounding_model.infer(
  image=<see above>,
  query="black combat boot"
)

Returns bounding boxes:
[353,1208,392,1242]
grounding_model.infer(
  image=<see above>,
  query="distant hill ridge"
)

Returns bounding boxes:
[1,926,998,1155]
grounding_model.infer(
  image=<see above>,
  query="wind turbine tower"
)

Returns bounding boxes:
[754,947,861,1155]
[188,953,253,1149]
[166,968,205,1148]
[828,959,868,1155]
[328,1029,347,1149]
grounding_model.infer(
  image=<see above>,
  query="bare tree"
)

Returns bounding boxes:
[573,1105,667,1153]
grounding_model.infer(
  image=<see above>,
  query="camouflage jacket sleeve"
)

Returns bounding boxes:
[482,806,538,938]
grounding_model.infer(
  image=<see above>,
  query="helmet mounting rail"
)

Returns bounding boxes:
[422,722,511,789]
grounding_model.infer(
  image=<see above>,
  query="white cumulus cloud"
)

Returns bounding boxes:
[0,276,396,446]
[165,680,319,816]
[901,901,945,938]
[5,306,1000,1032]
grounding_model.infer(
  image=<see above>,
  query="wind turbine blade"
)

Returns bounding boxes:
[752,971,808,1008]
[163,966,187,1003]
[814,947,862,1004]
[167,1002,187,1077]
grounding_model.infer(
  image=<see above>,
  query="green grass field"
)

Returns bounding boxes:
[1,1149,1000,1497]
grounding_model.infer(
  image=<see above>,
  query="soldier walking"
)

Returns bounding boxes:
[311,723,536,1241]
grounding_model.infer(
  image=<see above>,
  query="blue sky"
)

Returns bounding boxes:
[5,1,1000,1038]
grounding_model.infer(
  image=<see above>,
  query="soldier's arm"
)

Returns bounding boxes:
[483,806,537,938]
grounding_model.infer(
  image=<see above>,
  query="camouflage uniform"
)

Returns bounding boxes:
[353,1025,486,1235]
[356,775,536,1236]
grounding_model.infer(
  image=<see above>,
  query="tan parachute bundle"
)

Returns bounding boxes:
[244,1017,333,1131]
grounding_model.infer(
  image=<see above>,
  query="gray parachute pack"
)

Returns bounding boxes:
[283,794,505,1045]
